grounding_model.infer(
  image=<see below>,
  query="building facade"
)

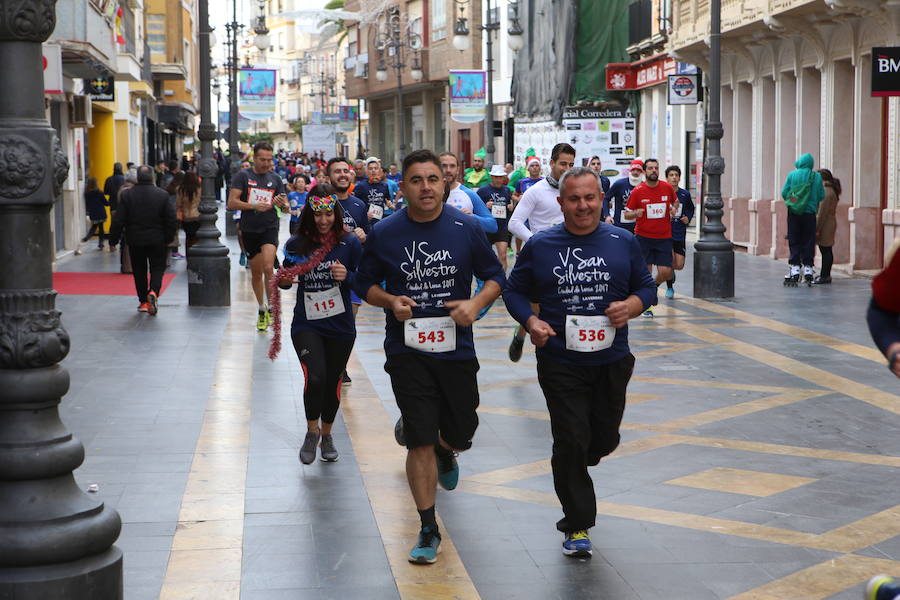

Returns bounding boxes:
[343,0,485,166]
[668,0,900,270]
[47,0,167,257]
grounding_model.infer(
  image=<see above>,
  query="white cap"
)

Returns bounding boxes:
[489,165,507,177]
[365,156,381,165]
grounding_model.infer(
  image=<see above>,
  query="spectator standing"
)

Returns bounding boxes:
[104,163,125,214]
[176,171,202,248]
[166,171,186,260]
[814,168,840,284]
[781,153,825,285]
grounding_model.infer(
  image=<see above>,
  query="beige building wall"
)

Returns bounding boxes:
[669,0,900,271]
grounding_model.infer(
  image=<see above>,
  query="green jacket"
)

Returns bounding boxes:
[781,153,824,215]
[463,167,490,189]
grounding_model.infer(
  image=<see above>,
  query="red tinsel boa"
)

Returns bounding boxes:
[268,231,339,360]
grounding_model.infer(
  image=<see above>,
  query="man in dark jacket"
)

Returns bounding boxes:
[104,163,126,212]
[109,165,176,315]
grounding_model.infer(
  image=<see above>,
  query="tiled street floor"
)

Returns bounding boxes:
[55,212,900,599]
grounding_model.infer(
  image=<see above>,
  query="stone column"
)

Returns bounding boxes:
[0,0,123,597]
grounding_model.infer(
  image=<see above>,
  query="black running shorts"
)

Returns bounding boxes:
[384,353,480,451]
[637,235,673,268]
[242,228,279,259]
[672,239,686,256]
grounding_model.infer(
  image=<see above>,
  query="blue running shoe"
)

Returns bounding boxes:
[867,575,900,600]
[239,252,247,267]
[562,530,592,558]
[665,287,674,299]
[436,447,459,491]
[408,526,441,564]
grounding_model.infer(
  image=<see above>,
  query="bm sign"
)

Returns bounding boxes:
[872,47,900,97]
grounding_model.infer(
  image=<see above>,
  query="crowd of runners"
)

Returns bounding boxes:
[224,140,703,562]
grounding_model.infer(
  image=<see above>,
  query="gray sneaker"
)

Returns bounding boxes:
[299,431,320,465]
[320,434,339,462]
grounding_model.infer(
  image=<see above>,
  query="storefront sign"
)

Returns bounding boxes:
[606,55,676,91]
[872,47,900,97]
[449,70,486,123]
[238,68,277,120]
[43,44,63,94]
[668,74,702,105]
[85,76,114,101]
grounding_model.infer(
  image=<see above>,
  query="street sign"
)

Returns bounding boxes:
[871,47,900,97]
[42,44,63,94]
[668,74,702,105]
[85,76,114,101]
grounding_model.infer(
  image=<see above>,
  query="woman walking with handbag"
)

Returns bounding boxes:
[781,153,825,286]
[814,169,840,284]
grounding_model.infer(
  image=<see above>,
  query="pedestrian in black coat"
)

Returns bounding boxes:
[109,165,176,315]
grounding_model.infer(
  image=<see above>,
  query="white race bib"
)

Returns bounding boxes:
[404,317,457,353]
[674,203,683,218]
[646,203,667,219]
[248,187,274,207]
[368,204,384,220]
[304,287,345,320]
[491,204,507,219]
[565,315,616,352]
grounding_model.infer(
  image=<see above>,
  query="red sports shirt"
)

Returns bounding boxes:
[626,181,677,239]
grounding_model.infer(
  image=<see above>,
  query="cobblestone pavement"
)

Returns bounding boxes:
[55,212,899,599]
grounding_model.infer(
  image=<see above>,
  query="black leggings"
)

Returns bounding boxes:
[819,245,833,279]
[291,330,355,423]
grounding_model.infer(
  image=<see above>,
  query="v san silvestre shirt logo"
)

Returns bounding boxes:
[554,247,611,287]
[400,241,459,281]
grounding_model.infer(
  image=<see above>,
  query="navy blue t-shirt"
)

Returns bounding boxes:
[339,195,371,234]
[604,178,636,227]
[477,184,513,229]
[671,187,695,241]
[353,180,393,221]
[352,205,506,360]
[503,223,657,366]
[283,232,363,339]
[599,174,611,195]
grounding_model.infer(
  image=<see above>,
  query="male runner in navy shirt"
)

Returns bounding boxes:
[326,156,370,383]
[664,165,695,298]
[503,166,656,558]
[353,149,505,565]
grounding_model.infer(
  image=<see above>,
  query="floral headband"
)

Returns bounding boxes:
[308,194,338,212]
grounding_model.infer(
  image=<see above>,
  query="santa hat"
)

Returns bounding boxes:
[526,157,541,167]
[629,159,644,171]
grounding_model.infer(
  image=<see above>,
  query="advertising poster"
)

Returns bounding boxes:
[338,105,358,132]
[561,107,637,182]
[449,70,486,123]
[302,124,337,159]
[218,111,252,132]
[238,69,277,120]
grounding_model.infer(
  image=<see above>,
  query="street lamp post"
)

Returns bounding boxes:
[452,0,524,166]
[0,0,123,596]
[692,0,734,298]
[189,0,232,306]
[375,10,423,163]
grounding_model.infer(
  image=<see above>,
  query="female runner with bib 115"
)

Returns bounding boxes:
[269,183,363,464]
